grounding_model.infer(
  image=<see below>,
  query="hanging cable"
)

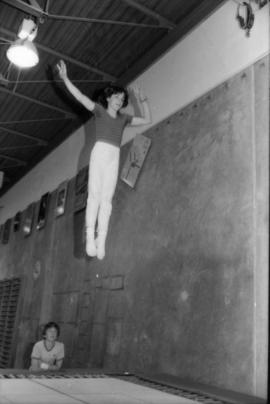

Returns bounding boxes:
[12,68,21,93]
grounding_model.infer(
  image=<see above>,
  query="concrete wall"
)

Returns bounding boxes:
[0,0,268,222]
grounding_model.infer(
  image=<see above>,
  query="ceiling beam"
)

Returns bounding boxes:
[0,118,72,124]
[47,13,165,29]
[37,42,116,82]
[0,153,27,166]
[5,79,106,84]
[0,86,75,118]
[121,0,176,29]
[28,0,43,12]
[0,163,24,169]
[1,0,44,19]
[0,27,116,82]
[118,0,227,86]
[0,126,47,146]
[0,145,42,150]
[2,0,170,29]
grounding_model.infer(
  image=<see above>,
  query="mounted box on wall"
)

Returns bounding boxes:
[2,218,11,244]
[0,171,4,189]
[36,192,50,230]
[23,203,35,237]
[74,166,88,212]
[120,134,151,188]
[13,211,21,232]
[55,181,68,217]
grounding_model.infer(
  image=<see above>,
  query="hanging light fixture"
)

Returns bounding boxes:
[6,18,39,68]
[7,39,39,68]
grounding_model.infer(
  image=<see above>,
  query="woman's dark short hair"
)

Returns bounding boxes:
[42,322,60,338]
[94,85,129,109]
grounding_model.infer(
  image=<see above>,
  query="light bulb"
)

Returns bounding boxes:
[6,39,39,68]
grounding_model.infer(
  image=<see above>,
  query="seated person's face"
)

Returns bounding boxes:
[45,327,58,342]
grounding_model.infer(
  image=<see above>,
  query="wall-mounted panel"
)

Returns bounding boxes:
[0,277,21,368]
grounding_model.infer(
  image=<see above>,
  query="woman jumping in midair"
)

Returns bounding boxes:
[57,60,151,260]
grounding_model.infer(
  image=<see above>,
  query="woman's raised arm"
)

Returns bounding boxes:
[129,84,152,126]
[57,60,95,112]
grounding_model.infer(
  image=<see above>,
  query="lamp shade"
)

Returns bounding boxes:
[18,18,38,41]
[6,39,39,68]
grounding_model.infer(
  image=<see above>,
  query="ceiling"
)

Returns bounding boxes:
[0,0,225,196]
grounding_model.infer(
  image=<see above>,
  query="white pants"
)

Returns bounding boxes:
[85,141,120,258]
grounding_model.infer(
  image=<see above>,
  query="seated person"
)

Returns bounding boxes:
[30,321,65,371]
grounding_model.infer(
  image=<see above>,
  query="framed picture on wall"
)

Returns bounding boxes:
[37,193,50,230]
[23,203,35,237]
[120,133,151,188]
[74,166,88,213]
[55,181,68,217]
[13,211,21,232]
[2,218,12,244]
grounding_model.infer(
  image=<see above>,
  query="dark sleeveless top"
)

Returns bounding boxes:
[93,103,132,147]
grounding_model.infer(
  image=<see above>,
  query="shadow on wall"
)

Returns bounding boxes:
[73,118,96,259]
[22,322,44,369]
[77,119,96,171]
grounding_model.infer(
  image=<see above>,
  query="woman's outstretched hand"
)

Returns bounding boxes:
[57,60,67,80]
[128,83,147,103]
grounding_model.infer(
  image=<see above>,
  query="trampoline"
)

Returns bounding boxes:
[0,370,264,404]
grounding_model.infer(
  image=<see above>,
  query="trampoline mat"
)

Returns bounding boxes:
[0,372,230,404]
